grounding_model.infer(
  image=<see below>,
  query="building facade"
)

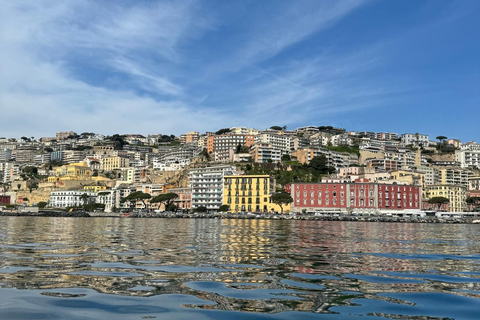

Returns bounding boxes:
[222,174,287,213]
[289,179,421,214]
[190,165,236,211]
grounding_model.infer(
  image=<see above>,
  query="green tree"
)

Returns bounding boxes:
[194,206,208,213]
[219,204,230,212]
[215,128,231,135]
[121,191,152,209]
[37,201,48,209]
[271,192,293,214]
[281,154,291,162]
[428,196,449,211]
[26,180,38,193]
[270,126,283,130]
[151,193,178,211]
[436,136,447,143]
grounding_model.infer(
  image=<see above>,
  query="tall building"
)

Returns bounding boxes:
[190,165,236,211]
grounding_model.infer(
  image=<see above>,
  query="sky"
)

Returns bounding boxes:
[1,0,479,141]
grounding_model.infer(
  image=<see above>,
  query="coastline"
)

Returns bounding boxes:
[0,210,478,224]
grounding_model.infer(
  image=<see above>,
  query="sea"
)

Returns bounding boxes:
[0,216,479,320]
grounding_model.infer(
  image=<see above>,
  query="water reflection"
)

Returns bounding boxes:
[0,217,479,319]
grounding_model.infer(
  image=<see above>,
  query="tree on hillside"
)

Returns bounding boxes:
[436,136,447,143]
[308,155,336,175]
[270,126,283,131]
[428,196,449,211]
[215,128,231,135]
[271,192,293,214]
[105,134,128,150]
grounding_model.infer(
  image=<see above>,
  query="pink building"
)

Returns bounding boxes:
[170,188,192,210]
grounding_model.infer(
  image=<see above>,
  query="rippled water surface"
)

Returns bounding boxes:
[0,217,479,319]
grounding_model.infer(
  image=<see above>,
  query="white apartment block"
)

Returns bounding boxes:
[255,133,291,154]
[229,127,260,135]
[213,134,254,162]
[376,132,399,140]
[456,149,480,168]
[330,134,353,147]
[401,133,429,147]
[190,165,235,211]
[0,150,12,162]
[49,191,97,208]
[250,143,282,163]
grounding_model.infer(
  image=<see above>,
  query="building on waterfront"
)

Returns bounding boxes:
[190,165,236,211]
[49,191,97,208]
[288,179,422,214]
[222,174,288,213]
[169,187,192,210]
[425,184,467,212]
[424,185,466,213]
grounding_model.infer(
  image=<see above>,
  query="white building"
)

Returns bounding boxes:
[255,133,291,154]
[401,133,429,147]
[49,191,97,208]
[190,165,236,211]
[456,149,480,169]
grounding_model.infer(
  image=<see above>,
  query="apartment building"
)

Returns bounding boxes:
[250,143,282,163]
[213,134,255,162]
[101,156,130,171]
[456,149,480,168]
[401,133,429,147]
[424,185,466,212]
[190,165,235,211]
[255,133,291,154]
[223,174,286,213]
[289,179,421,214]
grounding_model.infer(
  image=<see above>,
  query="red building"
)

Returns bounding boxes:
[289,179,421,214]
[0,195,11,205]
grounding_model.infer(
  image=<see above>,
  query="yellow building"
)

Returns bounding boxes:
[101,156,130,171]
[424,184,466,212]
[84,185,108,193]
[390,170,425,188]
[223,175,290,213]
[48,162,92,182]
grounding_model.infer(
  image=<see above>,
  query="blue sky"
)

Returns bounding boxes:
[1,0,479,141]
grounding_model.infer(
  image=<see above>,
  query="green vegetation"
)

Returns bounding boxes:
[194,206,208,213]
[121,191,152,209]
[241,155,336,187]
[317,126,346,135]
[325,145,360,156]
[219,204,230,212]
[105,134,128,150]
[271,192,293,214]
[270,125,286,131]
[215,128,231,135]
[428,196,449,211]
[37,201,48,209]
[151,193,178,210]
